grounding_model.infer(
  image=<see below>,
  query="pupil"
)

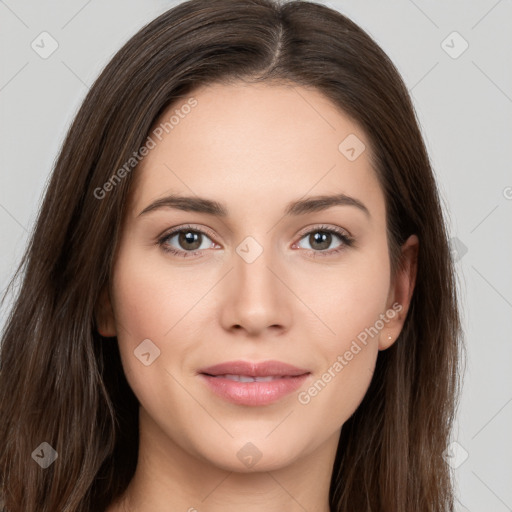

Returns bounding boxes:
[311,231,331,250]
[179,231,201,250]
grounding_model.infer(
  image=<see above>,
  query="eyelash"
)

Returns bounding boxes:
[157,223,355,259]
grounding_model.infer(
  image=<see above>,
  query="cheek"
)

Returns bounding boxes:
[109,247,182,378]
[111,245,194,339]
[293,250,388,417]
[297,272,386,426]
[298,342,378,434]
[293,248,390,344]
[109,247,193,413]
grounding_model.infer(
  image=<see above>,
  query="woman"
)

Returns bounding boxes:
[0,0,463,510]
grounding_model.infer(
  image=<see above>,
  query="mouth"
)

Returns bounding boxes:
[198,359,310,378]
[197,360,311,406]
[204,374,301,382]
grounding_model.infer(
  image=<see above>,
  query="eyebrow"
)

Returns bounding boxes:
[138,192,370,219]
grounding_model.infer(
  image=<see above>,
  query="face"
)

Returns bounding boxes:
[97,81,417,473]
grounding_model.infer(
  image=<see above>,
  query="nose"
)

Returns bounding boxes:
[219,238,292,337]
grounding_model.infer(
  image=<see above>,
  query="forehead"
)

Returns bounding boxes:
[129,82,384,222]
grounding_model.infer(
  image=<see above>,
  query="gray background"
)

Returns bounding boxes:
[1,1,511,510]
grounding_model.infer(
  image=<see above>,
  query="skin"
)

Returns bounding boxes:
[98,81,418,512]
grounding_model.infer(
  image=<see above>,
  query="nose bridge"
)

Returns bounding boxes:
[222,233,290,333]
[234,234,278,301]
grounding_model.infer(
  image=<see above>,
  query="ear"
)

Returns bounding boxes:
[94,284,117,338]
[379,234,419,351]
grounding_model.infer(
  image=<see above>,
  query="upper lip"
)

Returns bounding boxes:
[198,360,310,377]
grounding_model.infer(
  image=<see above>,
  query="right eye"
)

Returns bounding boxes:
[158,224,219,258]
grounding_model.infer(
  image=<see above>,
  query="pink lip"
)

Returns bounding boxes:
[198,360,311,406]
[199,360,310,377]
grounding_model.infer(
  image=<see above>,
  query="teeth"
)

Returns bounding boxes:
[239,375,258,382]
[219,374,281,382]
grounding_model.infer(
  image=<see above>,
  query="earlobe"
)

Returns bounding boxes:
[379,234,419,351]
[379,332,397,351]
[94,285,117,337]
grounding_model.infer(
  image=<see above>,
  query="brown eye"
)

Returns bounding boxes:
[177,230,202,251]
[293,225,354,257]
[159,226,216,256]
[308,231,333,251]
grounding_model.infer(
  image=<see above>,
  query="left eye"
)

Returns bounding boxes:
[295,229,345,252]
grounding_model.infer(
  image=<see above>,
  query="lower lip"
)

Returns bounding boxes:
[199,374,310,406]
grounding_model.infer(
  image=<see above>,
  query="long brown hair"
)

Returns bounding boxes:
[0,0,464,510]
